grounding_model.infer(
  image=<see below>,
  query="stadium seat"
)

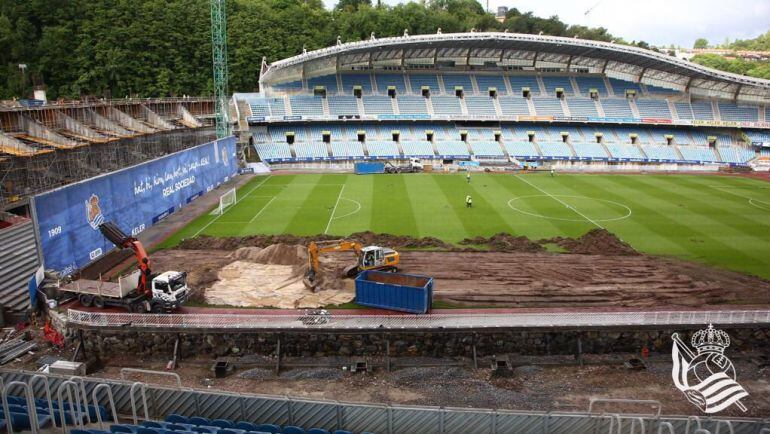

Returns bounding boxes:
[607,77,642,95]
[397,96,428,115]
[691,102,714,120]
[601,98,634,118]
[282,427,304,434]
[340,73,372,94]
[430,96,462,115]
[532,98,564,116]
[718,102,759,122]
[255,424,280,434]
[538,142,573,159]
[541,76,574,95]
[190,417,211,426]
[634,99,671,119]
[235,422,258,431]
[441,74,473,94]
[409,74,440,94]
[375,74,407,94]
[572,142,609,160]
[332,430,353,434]
[211,419,235,429]
[474,75,507,94]
[112,424,140,434]
[308,75,338,94]
[574,76,608,96]
[435,141,470,158]
[327,96,359,116]
[305,429,329,434]
[470,141,504,157]
[498,96,530,115]
[362,96,393,115]
[508,75,540,96]
[464,96,497,116]
[566,98,598,117]
[674,102,694,120]
[504,141,540,159]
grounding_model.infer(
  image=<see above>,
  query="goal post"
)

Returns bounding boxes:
[211,188,237,215]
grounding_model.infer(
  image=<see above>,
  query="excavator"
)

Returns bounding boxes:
[303,239,400,289]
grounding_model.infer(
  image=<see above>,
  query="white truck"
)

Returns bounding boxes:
[384,158,424,173]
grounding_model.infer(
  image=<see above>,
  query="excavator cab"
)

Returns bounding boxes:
[358,246,398,272]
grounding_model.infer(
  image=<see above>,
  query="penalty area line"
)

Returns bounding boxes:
[192,175,272,238]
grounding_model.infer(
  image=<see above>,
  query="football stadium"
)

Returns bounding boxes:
[0,2,769,433]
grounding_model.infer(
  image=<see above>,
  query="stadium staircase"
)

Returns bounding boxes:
[436,75,446,95]
[603,76,615,97]
[355,98,364,116]
[469,76,480,94]
[594,99,605,117]
[390,97,399,115]
[335,74,343,94]
[502,76,514,94]
[560,98,571,117]
[283,96,293,116]
[535,76,547,95]
[569,77,581,96]
[525,98,537,116]
[321,98,330,117]
[628,99,641,118]
[711,100,721,121]
[667,100,679,121]
[492,97,503,117]
[459,97,469,116]
[564,140,578,158]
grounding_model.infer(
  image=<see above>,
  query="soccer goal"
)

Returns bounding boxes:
[210,188,237,215]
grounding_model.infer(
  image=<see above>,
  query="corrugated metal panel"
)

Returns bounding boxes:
[196,391,242,420]
[548,414,598,433]
[391,407,441,434]
[341,404,388,434]
[290,400,338,431]
[242,396,290,426]
[495,413,546,433]
[151,388,197,419]
[0,221,40,312]
[443,408,493,434]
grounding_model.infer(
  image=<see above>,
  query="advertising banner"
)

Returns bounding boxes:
[34,136,238,276]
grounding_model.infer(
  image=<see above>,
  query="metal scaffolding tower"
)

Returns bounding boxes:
[210,0,230,139]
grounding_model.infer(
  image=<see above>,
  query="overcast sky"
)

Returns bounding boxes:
[326,0,770,48]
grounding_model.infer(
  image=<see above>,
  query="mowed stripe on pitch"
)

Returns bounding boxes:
[370,174,418,236]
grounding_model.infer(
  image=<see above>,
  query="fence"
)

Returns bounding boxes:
[67,309,770,332]
[0,370,766,434]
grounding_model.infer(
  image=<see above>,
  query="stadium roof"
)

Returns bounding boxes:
[260,32,770,103]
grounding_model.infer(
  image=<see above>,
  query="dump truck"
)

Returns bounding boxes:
[57,221,189,313]
[303,239,400,290]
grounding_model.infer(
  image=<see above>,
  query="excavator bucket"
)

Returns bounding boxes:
[303,269,318,291]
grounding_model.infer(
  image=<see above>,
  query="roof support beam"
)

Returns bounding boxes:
[734,84,743,102]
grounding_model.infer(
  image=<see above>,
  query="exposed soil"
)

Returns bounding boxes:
[151,229,770,309]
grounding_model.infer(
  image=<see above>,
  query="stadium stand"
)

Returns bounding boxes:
[464,96,497,116]
[553,125,584,142]
[365,141,400,158]
[362,96,393,115]
[641,144,680,161]
[583,126,616,142]
[327,96,359,117]
[648,127,685,145]
[249,99,270,117]
[718,102,759,122]
[409,74,440,93]
[267,98,287,116]
[566,98,598,117]
[375,74,407,94]
[397,96,429,115]
[678,146,718,163]
[715,133,737,146]
[718,146,756,164]
[340,73,373,94]
[508,75,541,96]
[645,83,679,95]
[614,126,651,144]
[541,76,574,95]
[497,96,530,115]
[307,75,338,94]
[634,99,672,119]
[572,142,609,159]
[293,142,329,160]
[605,143,645,160]
[673,102,694,120]
[691,102,715,120]
[441,74,474,93]
[746,130,770,143]
[465,128,490,141]
[271,126,309,142]
[504,141,540,159]
[600,98,634,118]
[537,141,573,159]
[289,96,325,117]
[474,75,508,94]
[471,141,505,157]
[331,141,365,159]
[255,143,292,161]
[607,77,642,94]
[574,76,608,96]
[688,129,709,146]
[400,140,435,157]
[431,96,462,115]
[273,80,303,92]
[531,98,564,116]
[435,140,470,157]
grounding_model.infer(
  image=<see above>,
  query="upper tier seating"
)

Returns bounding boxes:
[634,99,672,119]
[674,102,694,120]
[745,130,770,143]
[327,96,359,117]
[497,97,530,116]
[397,96,428,115]
[718,147,755,164]
[308,125,344,141]
[574,76,608,96]
[289,96,324,117]
[566,98,598,117]
[362,96,393,115]
[465,128,491,141]
[605,143,645,160]
[679,146,718,163]
[471,141,505,157]
[508,75,541,96]
[441,75,474,93]
[271,126,309,142]
[504,141,540,158]
[267,98,286,116]
[614,127,651,144]
[331,141,365,159]
[274,81,303,92]
[249,99,270,117]
[714,133,737,147]
[255,143,292,161]
[340,73,373,94]
[645,84,679,95]
[525,125,552,141]
[464,96,497,116]
[541,76,574,96]
[435,140,470,157]
[641,145,680,161]
[474,75,508,94]
[308,75,338,94]
[431,96,462,115]
[365,141,400,158]
[689,130,709,145]
[409,74,440,93]
[554,126,584,142]
[375,74,407,94]
[400,140,435,157]
[601,98,634,118]
[648,128,685,145]
[718,103,759,122]
[583,126,616,143]
[572,142,609,159]
[293,142,329,160]
[691,102,715,120]
[537,141,573,159]
[607,77,642,95]
[532,98,564,116]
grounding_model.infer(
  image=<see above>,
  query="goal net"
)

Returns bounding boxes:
[210,188,237,215]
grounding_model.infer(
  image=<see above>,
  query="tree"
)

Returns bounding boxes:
[693,38,708,49]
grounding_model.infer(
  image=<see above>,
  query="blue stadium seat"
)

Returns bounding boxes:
[601,98,634,118]
[497,97,530,115]
[375,74,407,94]
[190,427,218,434]
[537,142,573,159]
[397,96,428,115]
[566,98,598,117]
[308,75,338,94]
[138,427,160,434]
[236,422,258,431]
[111,424,140,434]
[255,424,281,433]
[508,75,540,96]
[574,76,608,96]
[531,98,564,116]
[718,102,759,122]
[441,74,473,94]
[674,102,693,120]
[282,427,304,434]
[306,429,329,434]
[634,99,671,119]
[362,96,393,115]
[435,141,470,158]
[541,76,574,96]
[340,73,373,94]
[430,96,462,115]
[719,147,755,164]
[504,141,539,159]
[607,77,642,95]
[572,143,609,160]
[190,417,211,426]
[409,74,440,93]
[470,141,504,157]
[464,96,497,116]
[211,419,235,429]
[641,145,680,161]
[144,421,167,428]
[474,75,507,94]
[691,102,714,120]
[332,430,353,434]
[327,96,359,116]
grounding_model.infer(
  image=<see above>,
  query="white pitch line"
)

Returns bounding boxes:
[333,198,362,220]
[192,176,272,238]
[249,197,277,223]
[324,184,346,234]
[515,175,604,229]
[712,184,770,206]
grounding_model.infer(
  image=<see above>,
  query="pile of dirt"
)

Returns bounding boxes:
[177,232,452,251]
[232,244,308,267]
[459,233,544,253]
[541,229,639,256]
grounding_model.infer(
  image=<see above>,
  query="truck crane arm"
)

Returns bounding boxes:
[99,222,152,296]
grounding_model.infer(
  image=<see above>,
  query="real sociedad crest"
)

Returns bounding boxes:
[671,324,749,413]
[85,194,105,230]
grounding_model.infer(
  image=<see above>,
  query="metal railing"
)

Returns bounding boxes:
[67,309,770,331]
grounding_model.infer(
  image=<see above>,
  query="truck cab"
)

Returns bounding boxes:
[151,271,189,310]
[409,158,424,171]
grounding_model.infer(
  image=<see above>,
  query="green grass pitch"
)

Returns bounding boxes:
[159,172,770,280]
